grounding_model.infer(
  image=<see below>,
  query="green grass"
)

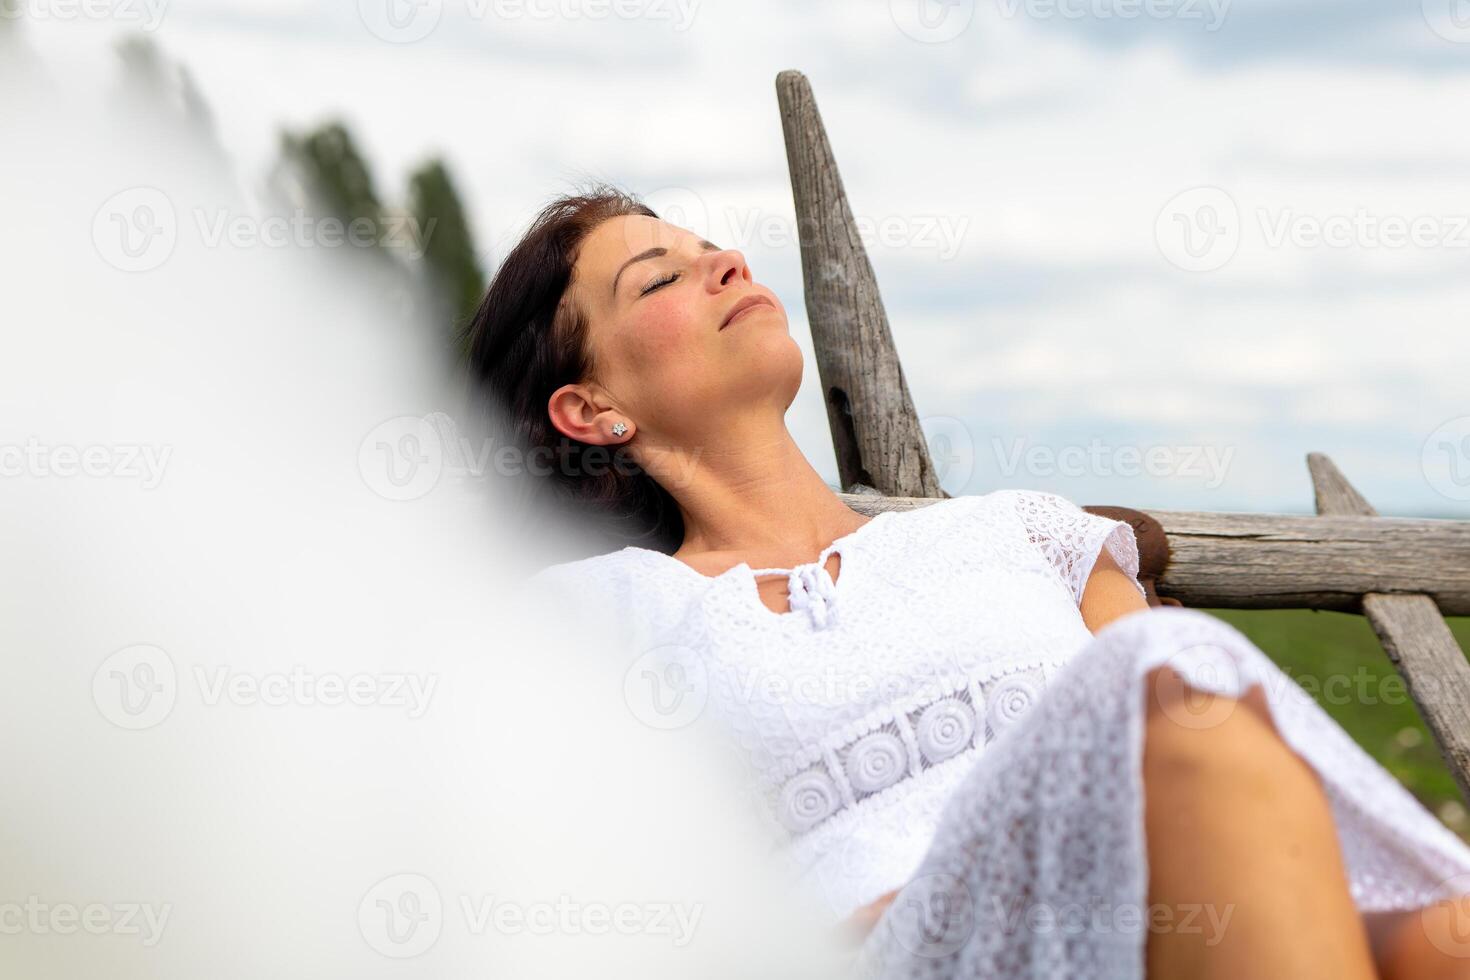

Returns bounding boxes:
[1202,608,1470,840]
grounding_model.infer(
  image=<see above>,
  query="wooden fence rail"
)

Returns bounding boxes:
[839,491,1470,615]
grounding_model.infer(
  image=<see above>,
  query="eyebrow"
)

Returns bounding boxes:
[611,239,721,298]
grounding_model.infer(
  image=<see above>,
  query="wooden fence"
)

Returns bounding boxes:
[775,69,1470,803]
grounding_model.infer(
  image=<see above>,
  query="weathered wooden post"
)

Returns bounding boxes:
[776,70,942,498]
[1307,452,1470,803]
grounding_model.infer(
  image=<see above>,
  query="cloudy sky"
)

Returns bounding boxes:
[14,0,1470,516]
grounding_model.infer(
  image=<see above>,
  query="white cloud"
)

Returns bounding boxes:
[14,0,1470,513]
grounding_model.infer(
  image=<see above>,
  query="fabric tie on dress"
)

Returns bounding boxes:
[749,548,843,630]
[786,562,839,630]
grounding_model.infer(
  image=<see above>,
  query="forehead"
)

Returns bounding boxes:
[572,215,705,320]
[578,214,690,273]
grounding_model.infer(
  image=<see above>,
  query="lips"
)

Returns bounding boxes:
[720,294,776,330]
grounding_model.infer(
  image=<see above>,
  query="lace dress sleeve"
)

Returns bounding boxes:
[1008,489,1147,605]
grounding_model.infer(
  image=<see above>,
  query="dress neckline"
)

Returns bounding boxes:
[623,508,900,625]
[627,507,894,579]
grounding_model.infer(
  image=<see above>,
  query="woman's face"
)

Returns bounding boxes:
[552,214,800,449]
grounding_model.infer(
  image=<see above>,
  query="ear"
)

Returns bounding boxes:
[546,383,633,445]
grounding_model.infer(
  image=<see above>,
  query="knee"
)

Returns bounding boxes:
[1370,894,1470,979]
[1142,665,1318,803]
[1418,894,1470,963]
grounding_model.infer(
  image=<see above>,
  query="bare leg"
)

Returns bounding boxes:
[1141,664,1378,979]
[1366,899,1470,980]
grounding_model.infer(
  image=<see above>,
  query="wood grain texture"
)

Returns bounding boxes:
[837,492,1470,615]
[1308,452,1470,803]
[776,70,941,499]
[1307,451,1376,516]
[1362,593,1470,801]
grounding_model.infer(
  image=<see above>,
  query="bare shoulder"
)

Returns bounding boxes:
[1079,547,1151,634]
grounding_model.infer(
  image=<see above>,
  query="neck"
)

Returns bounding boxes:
[639,413,865,562]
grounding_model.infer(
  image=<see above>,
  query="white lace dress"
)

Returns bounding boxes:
[529,489,1470,977]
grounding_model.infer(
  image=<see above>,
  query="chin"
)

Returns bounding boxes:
[743,332,805,406]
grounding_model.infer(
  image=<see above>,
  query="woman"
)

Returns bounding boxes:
[467,186,1470,979]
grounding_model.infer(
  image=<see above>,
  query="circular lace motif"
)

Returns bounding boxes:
[915,698,975,762]
[778,769,839,833]
[988,675,1040,733]
[845,731,908,793]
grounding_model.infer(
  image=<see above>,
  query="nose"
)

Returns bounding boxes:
[703,247,752,291]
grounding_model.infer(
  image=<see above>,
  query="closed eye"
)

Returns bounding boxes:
[640,272,679,296]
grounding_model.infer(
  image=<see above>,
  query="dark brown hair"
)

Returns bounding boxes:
[463,185,685,555]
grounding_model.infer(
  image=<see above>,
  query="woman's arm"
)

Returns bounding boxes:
[1080,546,1151,634]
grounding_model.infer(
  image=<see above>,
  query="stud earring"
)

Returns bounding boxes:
[611,421,628,437]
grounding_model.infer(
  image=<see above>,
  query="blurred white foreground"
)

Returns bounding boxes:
[0,51,847,980]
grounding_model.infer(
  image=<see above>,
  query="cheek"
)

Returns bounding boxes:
[618,301,710,374]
